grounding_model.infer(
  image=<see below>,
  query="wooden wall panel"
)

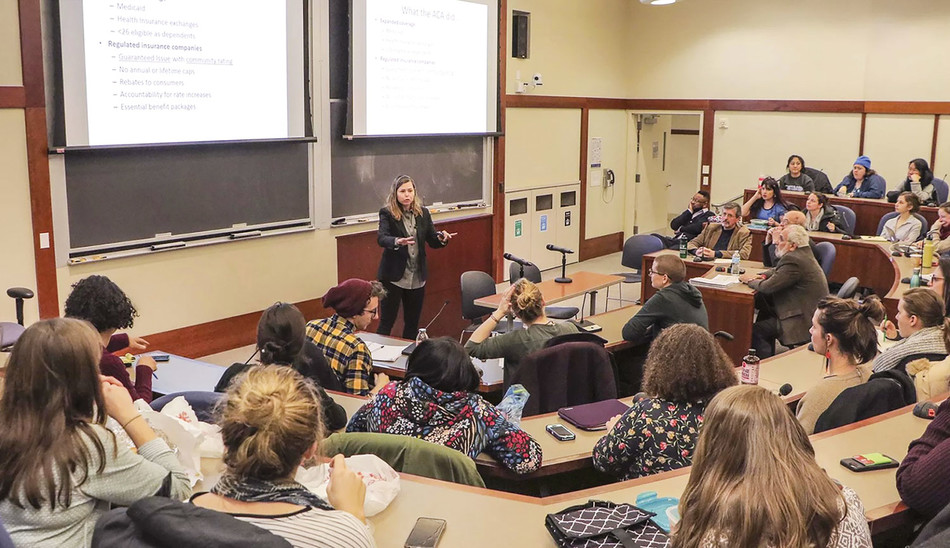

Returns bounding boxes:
[336,214,494,339]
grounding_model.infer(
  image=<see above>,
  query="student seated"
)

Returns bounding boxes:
[797,296,884,434]
[916,202,950,255]
[761,211,822,267]
[192,365,375,548]
[880,191,923,244]
[740,177,790,225]
[876,288,950,373]
[592,324,736,481]
[305,279,389,396]
[216,302,347,432]
[672,385,872,547]
[803,192,849,234]
[653,190,715,249]
[740,225,829,358]
[833,155,886,199]
[621,255,708,346]
[890,158,939,206]
[0,319,189,547]
[64,275,157,403]
[348,338,542,474]
[687,202,752,259]
[897,398,950,519]
[929,255,950,314]
[778,154,815,192]
[464,279,578,384]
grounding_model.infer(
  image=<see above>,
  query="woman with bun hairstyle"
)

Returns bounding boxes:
[876,288,950,373]
[740,177,790,224]
[803,192,849,234]
[833,156,886,199]
[216,302,347,432]
[464,279,579,384]
[778,154,815,193]
[0,319,189,547]
[798,296,885,434]
[192,365,374,547]
[671,385,872,547]
[593,324,736,481]
[891,158,938,206]
[348,337,542,474]
[376,175,453,340]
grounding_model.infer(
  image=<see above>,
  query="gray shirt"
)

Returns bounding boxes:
[393,212,425,290]
[1,424,190,548]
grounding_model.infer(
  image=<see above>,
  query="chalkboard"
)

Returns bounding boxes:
[329,102,485,218]
[64,142,311,252]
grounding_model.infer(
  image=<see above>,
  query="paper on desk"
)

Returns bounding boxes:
[713,258,732,265]
[366,341,409,362]
[861,236,888,242]
[689,274,740,288]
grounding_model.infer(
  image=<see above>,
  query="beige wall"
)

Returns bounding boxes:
[505,108,580,191]
[0,0,22,85]
[862,115,934,188]
[586,110,628,239]
[506,0,632,98]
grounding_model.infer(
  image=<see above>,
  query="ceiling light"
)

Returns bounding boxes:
[641,0,677,5]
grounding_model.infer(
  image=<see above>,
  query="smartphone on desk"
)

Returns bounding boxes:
[405,517,446,548]
[546,423,576,441]
[840,452,899,472]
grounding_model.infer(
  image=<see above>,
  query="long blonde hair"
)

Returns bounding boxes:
[385,174,423,221]
[672,385,845,548]
[217,365,324,481]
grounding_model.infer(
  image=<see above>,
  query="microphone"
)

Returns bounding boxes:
[424,300,450,331]
[778,383,793,397]
[546,244,575,254]
[503,253,534,267]
[914,401,939,420]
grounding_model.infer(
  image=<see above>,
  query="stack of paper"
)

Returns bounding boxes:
[689,274,740,288]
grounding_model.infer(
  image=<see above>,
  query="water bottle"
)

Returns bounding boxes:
[910,266,922,288]
[678,234,688,259]
[730,250,741,275]
[415,328,429,344]
[923,235,935,267]
[740,349,759,385]
[495,384,530,426]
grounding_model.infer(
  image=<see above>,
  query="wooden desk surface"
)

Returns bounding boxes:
[369,403,931,546]
[584,304,641,351]
[474,271,624,309]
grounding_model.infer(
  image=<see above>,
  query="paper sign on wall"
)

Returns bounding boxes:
[540,215,548,232]
[589,137,602,168]
[514,219,523,237]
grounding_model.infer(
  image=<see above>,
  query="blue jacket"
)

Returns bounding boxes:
[833,173,887,199]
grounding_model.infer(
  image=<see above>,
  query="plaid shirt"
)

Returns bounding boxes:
[305,314,374,396]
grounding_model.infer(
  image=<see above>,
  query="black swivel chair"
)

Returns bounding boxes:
[1,287,34,352]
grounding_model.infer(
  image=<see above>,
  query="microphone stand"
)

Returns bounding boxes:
[555,251,572,284]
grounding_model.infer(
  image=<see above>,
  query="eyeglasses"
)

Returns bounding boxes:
[930,276,944,286]
[648,269,666,277]
[363,307,378,316]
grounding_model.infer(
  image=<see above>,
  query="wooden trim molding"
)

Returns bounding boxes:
[578,107,589,247]
[702,108,715,193]
[579,231,623,262]
[492,0,507,281]
[932,114,940,170]
[142,298,330,359]
[858,113,867,156]
[0,86,25,108]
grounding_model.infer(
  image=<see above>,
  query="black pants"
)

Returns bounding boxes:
[651,234,680,249]
[751,317,780,358]
[377,281,426,340]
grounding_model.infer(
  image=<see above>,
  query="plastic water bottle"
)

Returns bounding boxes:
[679,234,688,259]
[730,250,741,275]
[910,266,922,289]
[741,349,759,385]
[496,384,530,426]
[415,328,429,344]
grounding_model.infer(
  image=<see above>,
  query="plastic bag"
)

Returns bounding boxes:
[496,384,530,426]
[296,454,400,517]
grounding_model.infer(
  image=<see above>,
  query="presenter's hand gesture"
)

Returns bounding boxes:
[437,230,454,243]
[395,236,416,247]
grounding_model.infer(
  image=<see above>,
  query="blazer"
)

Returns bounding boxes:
[377,206,446,282]
[687,223,752,259]
[747,246,829,346]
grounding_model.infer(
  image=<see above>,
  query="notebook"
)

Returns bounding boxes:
[557,399,631,431]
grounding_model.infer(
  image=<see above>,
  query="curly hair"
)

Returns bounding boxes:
[63,275,137,332]
[642,324,737,403]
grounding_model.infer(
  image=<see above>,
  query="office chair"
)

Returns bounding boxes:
[1,287,34,352]
[507,262,579,320]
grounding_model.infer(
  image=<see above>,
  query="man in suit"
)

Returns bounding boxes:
[739,224,829,357]
[761,210,822,267]
[654,190,715,248]
[687,202,752,259]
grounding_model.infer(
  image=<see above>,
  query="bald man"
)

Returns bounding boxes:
[762,210,822,267]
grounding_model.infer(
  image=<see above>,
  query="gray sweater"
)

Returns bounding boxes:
[0,424,190,548]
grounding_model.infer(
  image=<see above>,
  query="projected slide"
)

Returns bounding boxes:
[79,0,289,145]
[357,0,491,135]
